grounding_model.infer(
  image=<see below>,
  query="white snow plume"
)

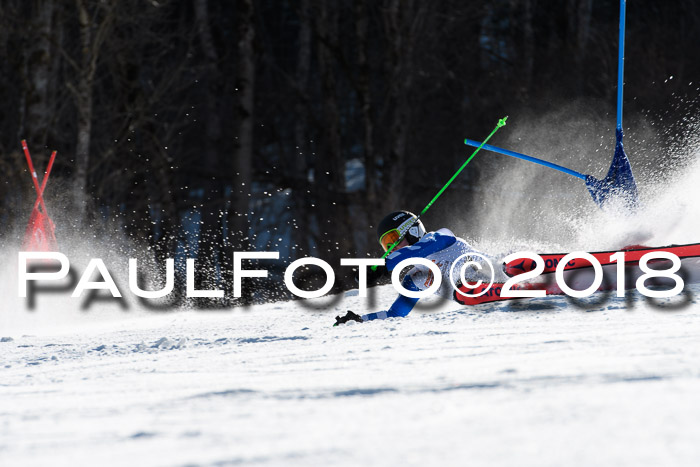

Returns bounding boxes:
[0,222,174,335]
[455,102,700,256]
[573,141,700,248]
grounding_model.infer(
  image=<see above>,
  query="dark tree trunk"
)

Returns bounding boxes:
[73,0,93,223]
[354,0,378,239]
[315,0,353,284]
[21,0,55,149]
[194,0,225,300]
[230,0,255,302]
[382,0,419,211]
[291,0,312,259]
[73,0,115,224]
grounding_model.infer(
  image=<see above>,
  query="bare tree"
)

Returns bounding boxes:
[354,0,378,227]
[71,0,116,223]
[230,0,256,301]
[20,0,56,149]
[291,0,313,259]
[314,0,354,282]
[381,0,424,210]
[194,0,222,172]
[193,0,226,297]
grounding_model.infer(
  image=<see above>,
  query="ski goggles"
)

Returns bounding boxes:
[379,229,402,252]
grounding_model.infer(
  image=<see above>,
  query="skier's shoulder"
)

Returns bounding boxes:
[427,228,481,256]
[402,227,450,248]
[433,227,456,239]
[421,227,460,246]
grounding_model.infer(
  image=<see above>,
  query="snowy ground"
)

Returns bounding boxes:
[2,281,700,467]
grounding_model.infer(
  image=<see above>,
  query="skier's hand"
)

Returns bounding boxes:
[334,310,363,326]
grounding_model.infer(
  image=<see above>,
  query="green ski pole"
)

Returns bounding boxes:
[373,116,508,269]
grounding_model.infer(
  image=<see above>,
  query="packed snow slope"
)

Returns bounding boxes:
[2,114,699,466]
[2,282,700,467]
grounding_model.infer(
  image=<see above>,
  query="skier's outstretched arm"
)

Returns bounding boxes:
[361,275,420,321]
[335,274,420,325]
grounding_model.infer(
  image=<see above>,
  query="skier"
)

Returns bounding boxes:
[335,210,487,325]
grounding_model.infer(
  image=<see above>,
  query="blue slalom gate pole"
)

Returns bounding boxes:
[617,0,626,133]
[464,0,637,209]
[463,139,587,181]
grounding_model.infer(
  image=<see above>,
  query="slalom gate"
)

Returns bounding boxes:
[21,140,58,252]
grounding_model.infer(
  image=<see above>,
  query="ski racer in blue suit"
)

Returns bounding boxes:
[335,210,486,325]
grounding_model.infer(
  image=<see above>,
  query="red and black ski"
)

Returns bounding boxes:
[453,280,565,306]
[503,243,700,277]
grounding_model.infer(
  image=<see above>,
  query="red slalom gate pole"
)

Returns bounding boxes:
[21,140,58,251]
[32,150,57,212]
[21,139,51,215]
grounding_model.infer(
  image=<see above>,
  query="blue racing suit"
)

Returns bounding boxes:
[361,228,483,321]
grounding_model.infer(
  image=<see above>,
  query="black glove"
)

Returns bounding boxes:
[334,310,364,326]
[356,265,388,287]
